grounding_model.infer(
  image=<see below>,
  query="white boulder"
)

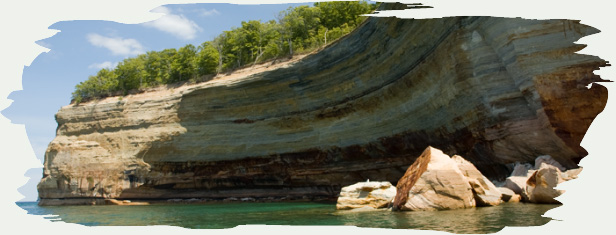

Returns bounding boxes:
[336,181,396,210]
[526,163,565,204]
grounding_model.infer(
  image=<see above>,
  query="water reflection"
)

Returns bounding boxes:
[335,203,558,233]
[17,201,557,233]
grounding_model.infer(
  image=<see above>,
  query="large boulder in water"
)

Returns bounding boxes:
[336,181,396,210]
[392,147,475,211]
[452,155,502,206]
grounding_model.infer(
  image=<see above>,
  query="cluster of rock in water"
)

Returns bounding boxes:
[336,146,581,211]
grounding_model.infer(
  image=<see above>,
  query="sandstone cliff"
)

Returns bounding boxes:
[37,5,608,204]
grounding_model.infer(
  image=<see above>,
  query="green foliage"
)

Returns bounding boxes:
[315,0,374,29]
[196,42,219,76]
[73,0,375,103]
[171,44,198,83]
[115,55,147,93]
[142,49,180,86]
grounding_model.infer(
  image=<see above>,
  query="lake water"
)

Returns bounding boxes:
[16,201,558,233]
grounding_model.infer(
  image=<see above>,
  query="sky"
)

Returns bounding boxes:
[2,2,318,202]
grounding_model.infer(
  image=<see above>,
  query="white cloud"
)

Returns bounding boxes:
[151,5,172,14]
[88,61,118,70]
[144,6,202,40]
[87,33,145,56]
[200,9,220,17]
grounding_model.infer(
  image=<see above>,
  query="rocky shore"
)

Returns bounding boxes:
[336,146,580,211]
[37,3,606,205]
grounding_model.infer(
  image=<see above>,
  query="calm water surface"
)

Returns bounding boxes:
[17,201,558,233]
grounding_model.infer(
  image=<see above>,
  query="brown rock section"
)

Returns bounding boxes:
[392,147,431,211]
[38,4,608,204]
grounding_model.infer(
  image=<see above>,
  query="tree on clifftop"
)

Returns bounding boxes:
[72,1,377,104]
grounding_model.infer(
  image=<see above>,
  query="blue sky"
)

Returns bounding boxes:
[3,2,317,202]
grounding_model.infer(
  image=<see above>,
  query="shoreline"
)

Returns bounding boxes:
[36,196,338,206]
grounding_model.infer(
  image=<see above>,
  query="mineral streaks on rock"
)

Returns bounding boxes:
[38,14,608,204]
[392,147,476,211]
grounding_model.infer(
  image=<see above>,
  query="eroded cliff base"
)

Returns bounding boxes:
[38,13,608,204]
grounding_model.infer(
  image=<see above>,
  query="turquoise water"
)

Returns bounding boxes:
[17,201,558,233]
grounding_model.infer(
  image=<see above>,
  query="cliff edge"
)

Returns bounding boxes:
[38,9,608,204]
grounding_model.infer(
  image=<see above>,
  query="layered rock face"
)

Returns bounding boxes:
[38,6,608,204]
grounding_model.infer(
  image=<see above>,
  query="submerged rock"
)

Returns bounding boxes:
[104,199,149,205]
[336,181,396,210]
[452,155,502,206]
[393,147,475,211]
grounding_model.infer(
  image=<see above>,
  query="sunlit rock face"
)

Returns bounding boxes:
[37,4,608,204]
[392,147,476,211]
[452,155,502,206]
